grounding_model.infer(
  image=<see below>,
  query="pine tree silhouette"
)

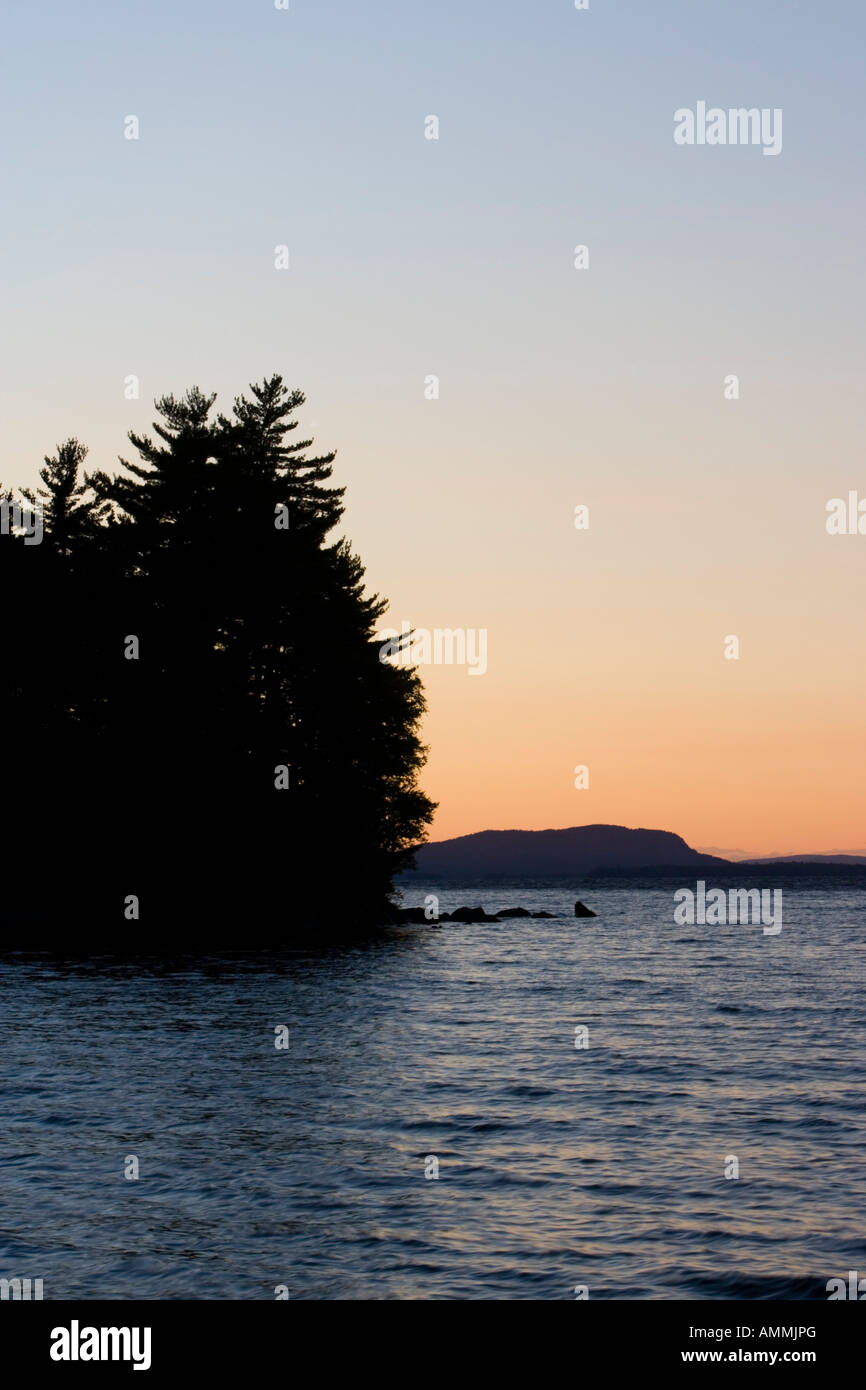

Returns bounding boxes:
[1,378,435,945]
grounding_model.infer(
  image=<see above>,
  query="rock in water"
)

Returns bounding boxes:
[574,901,597,918]
[449,905,499,923]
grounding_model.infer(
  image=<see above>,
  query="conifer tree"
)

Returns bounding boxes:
[23,438,92,561]
[2,374,438,940]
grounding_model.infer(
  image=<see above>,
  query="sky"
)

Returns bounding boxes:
[3,1,865,854]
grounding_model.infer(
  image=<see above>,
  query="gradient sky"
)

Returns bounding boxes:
[3,1,865,853]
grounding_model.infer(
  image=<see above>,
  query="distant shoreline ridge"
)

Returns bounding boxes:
[406,824,866,877]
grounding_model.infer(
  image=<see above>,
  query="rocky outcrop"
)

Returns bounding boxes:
[388,906,431,924]
[388,903,592,924]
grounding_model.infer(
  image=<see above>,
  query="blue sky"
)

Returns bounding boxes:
[4,0,863,441]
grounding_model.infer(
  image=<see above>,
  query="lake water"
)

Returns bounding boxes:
[2,879,864,1299]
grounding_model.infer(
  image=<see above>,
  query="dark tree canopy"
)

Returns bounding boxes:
[1,376,435,945]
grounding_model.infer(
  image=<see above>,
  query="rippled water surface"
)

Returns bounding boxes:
[2,881,865,1299]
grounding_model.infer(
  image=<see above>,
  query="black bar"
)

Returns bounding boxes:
[2,1299,859,1377]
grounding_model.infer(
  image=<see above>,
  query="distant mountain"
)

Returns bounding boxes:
[742,853,866,866]
[696,845,756,861]
[409,824,732,876]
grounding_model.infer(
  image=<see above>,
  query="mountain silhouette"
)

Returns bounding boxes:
[409,824,732,876]
[742,853,866,866]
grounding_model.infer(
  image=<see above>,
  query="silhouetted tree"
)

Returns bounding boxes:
[0,378,435,944]
[23,439,93,561]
